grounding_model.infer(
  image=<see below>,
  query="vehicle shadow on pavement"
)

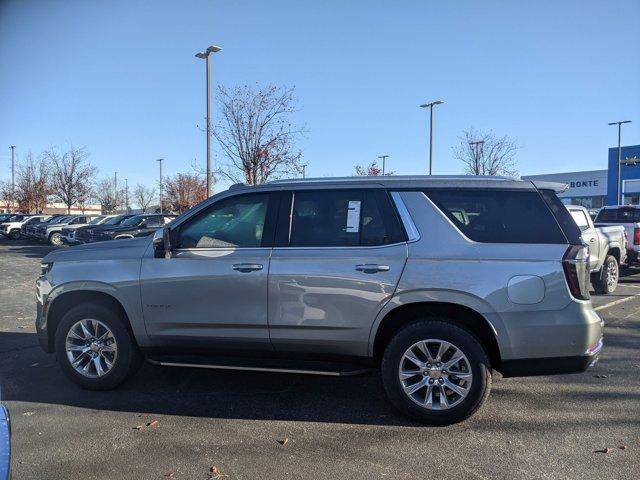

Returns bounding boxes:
[0,331,421,427]
[1,243,61,259]
[2,328,638,430]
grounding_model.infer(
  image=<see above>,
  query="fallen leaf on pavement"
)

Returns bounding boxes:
[593,448,612,453]
[209,466,228,479]
[163,472,175,478]
[619,445,628,450]
[146,420,159,427]
[132,425,143,431]
[23,412,34,416]
[277,438,289,446]
[18,325,29,329]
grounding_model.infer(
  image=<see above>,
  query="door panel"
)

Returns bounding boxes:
[268,245,406,356]
[140,248,271,348]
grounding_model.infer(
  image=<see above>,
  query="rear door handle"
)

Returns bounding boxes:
[232,263,263,273]
[355,264,390,273]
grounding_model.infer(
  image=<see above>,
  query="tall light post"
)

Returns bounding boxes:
[125,178,129,213]
[608,120,632,204]
[114,172,118,212]
[195,44,222,198]
[378,154,390,175]
[300,164,307,179]
[9,146,15,212]
[419,100,444,175]
[156,158,164,214]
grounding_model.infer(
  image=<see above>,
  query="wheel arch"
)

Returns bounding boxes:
[371,301,502,371]
[45,289,137,352]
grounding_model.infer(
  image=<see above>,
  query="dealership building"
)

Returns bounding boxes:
[522,144,640,208]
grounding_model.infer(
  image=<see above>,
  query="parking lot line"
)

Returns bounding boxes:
[594,294,640,311]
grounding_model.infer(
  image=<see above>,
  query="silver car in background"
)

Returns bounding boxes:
[35,176,602,425]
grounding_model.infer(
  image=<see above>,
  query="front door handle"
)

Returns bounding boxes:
[355,264,390,273]
[232,263,263,273]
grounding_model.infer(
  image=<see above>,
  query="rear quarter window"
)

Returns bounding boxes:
[424,188,569,244]
[595,207,640,223]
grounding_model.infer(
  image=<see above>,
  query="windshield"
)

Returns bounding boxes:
[103,215,125,225]
[121,215,144,227]
[88,216,105,225]
[52,216,71,224]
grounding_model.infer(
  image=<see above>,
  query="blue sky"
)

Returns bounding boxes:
[1,0,639,192]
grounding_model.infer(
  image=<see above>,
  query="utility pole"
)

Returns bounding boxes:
[114,172,118,213]
[196,45,222,197]
[156,158,164,214]
[378,155,390,175]
[608,120,632,204]
[9,146,15,212]
[301,164,307,179]
[125,178,129,213]
[419,100,444,175]
[469,140,485,174]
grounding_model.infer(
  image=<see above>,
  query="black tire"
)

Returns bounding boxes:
[592,255,619,294]
[54,303,141,390]
[8,229,20,240]
[49,232,63,246]
[381,319,491,425]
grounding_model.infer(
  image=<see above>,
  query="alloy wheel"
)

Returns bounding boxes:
[65,319,118,378]
[398,339,473,410]
[606,259,618,290]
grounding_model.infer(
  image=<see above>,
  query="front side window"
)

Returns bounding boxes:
[425,188,568,244]
[177,194,269,249]
[288,190,396,247]
[145,216,163,228]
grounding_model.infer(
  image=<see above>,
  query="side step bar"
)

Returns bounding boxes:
[146,358,371,377]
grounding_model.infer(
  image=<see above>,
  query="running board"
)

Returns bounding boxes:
[146,357,371,377]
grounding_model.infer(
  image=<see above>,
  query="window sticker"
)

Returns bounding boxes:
[346,200,361,233]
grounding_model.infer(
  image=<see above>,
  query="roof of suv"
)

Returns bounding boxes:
[228,175,566,192]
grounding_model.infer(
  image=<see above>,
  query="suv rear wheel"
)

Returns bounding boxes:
[54,303,141,390]
[9,229,20,240]
[381,320,491,425]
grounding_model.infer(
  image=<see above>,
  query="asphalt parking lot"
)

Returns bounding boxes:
[1,239,639,480]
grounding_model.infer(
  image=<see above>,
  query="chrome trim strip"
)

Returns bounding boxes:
[390,191,420,242]
[147,359,370,377]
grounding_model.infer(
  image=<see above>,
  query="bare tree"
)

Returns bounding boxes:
[453,128,519,177]
[213,84,304,185]
[163,173,207,213]
[0,181,12,212]
[133,183,156,212]
[45,146,97,214]
[354,159,395,176]
[94,178,123,214]
[15,152,51,213]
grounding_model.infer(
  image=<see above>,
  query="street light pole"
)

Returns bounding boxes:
[125,178,129,213]
[156,158,164,214]
[419,100,444,175]
[9,146,15,212]
[196,45,222,197]
[301,164,307,178]
[608,120,632,205]
[114,172,118,212]
[378,155,390,175]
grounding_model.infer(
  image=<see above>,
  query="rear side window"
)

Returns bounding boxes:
[288,189,404,247]
[424,189,569,244]
[595,207,640,223]
[568,209,590,230]
[538,189,582,245]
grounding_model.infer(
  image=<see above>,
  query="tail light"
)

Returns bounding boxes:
[634,228,640,246]
[562,245,590,300]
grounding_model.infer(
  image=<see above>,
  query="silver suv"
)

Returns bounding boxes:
[35,176,603,424]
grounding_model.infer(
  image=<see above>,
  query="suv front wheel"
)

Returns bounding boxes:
[381,320,491,425]
[54,303,141,390]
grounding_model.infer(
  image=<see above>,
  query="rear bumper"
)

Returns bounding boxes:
[500,338,603,377]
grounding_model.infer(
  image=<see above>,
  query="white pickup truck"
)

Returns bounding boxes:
[594,205,640,266]
[567,205,627,294]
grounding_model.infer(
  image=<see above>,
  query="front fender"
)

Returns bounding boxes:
[367,288,510,357]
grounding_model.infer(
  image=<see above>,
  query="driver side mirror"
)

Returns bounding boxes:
[153,227,172,259]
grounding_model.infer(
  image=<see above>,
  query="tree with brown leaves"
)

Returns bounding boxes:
[94,178,124,214]
[45,146,97,214]
[214,84,304,185]
[15,152,51,213]
[354,159,395,176]
[453,128,519,177]
[163,173,207,213]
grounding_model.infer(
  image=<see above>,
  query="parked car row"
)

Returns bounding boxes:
[0,213,175,245]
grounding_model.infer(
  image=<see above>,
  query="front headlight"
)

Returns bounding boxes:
[40,262,53,275]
